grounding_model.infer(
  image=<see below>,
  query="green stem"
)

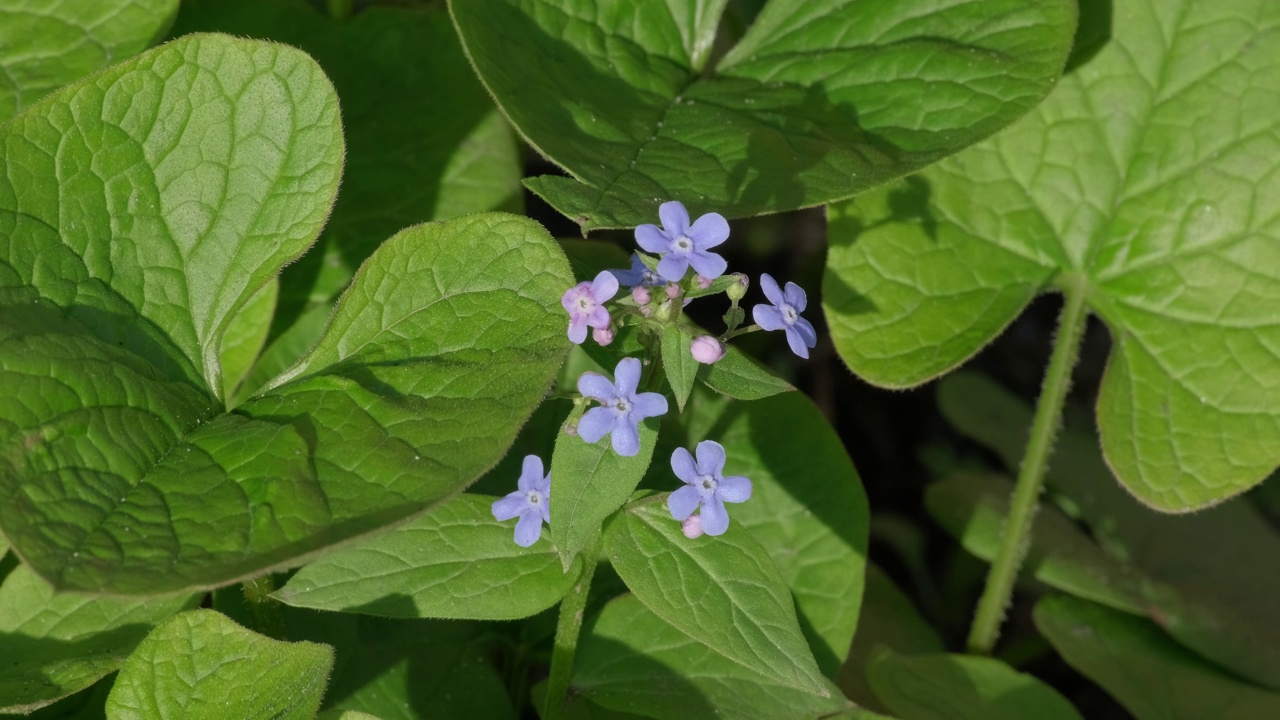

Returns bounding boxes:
[242,576,286,639]
[542,539,599,720]
[721,323,762,341]
[966,279,1089,655]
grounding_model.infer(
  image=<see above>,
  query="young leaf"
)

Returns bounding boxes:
[660,329,697,411]
[1035,595,1280,720]
[0,0,178,123]
[824,0,1280,511]
[219,279,279,402]
[698,344,794,400]
[274,494,582,620]
[604,496,829,695]
[573,594,850,720]
[451,0,1076,230]
[867,649,1083,720]
[551,418,660,570]
[0,566,198,714]
[105,610,333,720]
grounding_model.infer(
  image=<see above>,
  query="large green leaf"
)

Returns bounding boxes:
[824,0,1280,511]
[0,566,198,714]
[867,650,1083,720]
[1036,596,1280,720]
[0,0,178,123]
[451,0,1076,230]
[573,594,850,720]
[105,609,333,720]
[939,372,1280,690]
[274,494,582,620]
[604,495,829,696]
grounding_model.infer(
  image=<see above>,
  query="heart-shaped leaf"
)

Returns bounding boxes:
[451,0,1077,230]
[824,0,1280,511]
[0,0,177,123]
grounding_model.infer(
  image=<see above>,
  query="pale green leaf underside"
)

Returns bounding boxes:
[1,213,572,594]
[867,650,1083,720]
[824,0,1280,511]
[574,594,850,720]
[1036,596,1280,720]
[0,0,178,123]
[0,566,197,714]
[451,0,1076,230]
[698,343,794,400]
[275,494,581,620]
[604,496,829,696]
[105,609,333,720]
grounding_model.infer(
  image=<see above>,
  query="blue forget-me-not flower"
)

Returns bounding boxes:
[577,357,668,456]
[635,201,729,282]
[667,440,752,536]
[610,253,664,288]
[492,455,551,547]
[562,270,619,344]
[753,273,818,359]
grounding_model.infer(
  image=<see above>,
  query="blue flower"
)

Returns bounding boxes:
[635,201,729,282]
[577,357,669,456]
[562,271,619,344]
[610,253,664,288]
[667,440,752,536]
[752,273,817,359]
[492,455,551,547]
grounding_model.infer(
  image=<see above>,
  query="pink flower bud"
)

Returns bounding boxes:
[593,327,615,346]
[632,286,651,304]
[665,283,682,299]
[695,274,713,290]
[681,515,704,539]
[690,335,725,364]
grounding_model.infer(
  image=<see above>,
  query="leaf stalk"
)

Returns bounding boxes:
[543,536,600,719]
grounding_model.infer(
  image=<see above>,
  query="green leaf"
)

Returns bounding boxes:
[274,494,582,620]
[698,344,793,400]
[0,566,198,714]
[105,609,333,720]
[867,650,1083,720]
[0,0,178,123]
[939,372,1280,690]
[318,712,383,720]
[220,279,278,402]
[551,417,660,571]
[451,0,1076,230]
[925,472,1147,614]
[1035,595,1280,720]
[574,594,850,720]
[677,389,868,676]
[824,0,1280,511]
[660,329,697,411]
[838,564,943,714]
[604,495,829,695]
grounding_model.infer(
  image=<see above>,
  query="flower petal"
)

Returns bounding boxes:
[656,254,689,282]
[577,372,615,400]
[635,224,671,254]
[514,511,544,547]
[718,475,753,503]
[578,407,617,443]
[667,485,701,520]
[492,491,527,521]
[613,357,642,396]
[794,316,818,348]
[539,491,551,523]
[700,495,730,536]
[695,440,727,476]
[518,455,544,491]
[688,212,730,249]
[783,281,808,312]
[610,420,641,457]
[758,273,785,307]
[688,250,727,280]
[670,447,698,484]
[784,326,811,359]
[631,391,669,420]
[568,318,588,344]
[587,306,611,329]
[659,201,690,235]
[591,270,619,301]
[753,304,787,331]
[562,283,587,312]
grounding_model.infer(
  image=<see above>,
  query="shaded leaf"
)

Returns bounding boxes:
[660,329,697,411]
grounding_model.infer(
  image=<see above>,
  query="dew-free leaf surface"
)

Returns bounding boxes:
[451,0,1076,230]
[825,0,1280,511]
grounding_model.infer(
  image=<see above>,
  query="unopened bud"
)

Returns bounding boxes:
[690,335,725,364]
[632,286,651,305]
[665,283,682,300]
[726,273,749,302]
[681,515,705,539]
[695,274,713,290]
[593,327,615,346]
[655,299,677,322]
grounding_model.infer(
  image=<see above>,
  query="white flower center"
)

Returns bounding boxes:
[781,304,798,325]
[613,398,631,414]
[642,269,660,285]
[673,235,693,254]
[527,491,542,505]
[698,474,718,492]
[576,295,595,312]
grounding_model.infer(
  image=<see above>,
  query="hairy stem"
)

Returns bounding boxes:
[966,279,1089,654]
[242,575,286,639]
[543,538,600,719]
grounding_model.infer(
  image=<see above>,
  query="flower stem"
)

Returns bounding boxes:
[242,575,285,639]
[721,323,762,341]
[542,538,599,719]
[966,279,1089,655]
